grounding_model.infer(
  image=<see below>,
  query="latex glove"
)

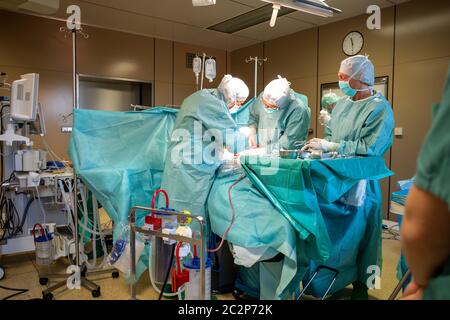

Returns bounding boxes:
[222,148,235,161]
[238,148,267,157]
[319,109,331,126]
[302,138,340,152]
[239,126,255,138]
[239,126,258,148]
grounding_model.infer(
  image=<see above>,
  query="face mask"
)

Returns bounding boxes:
[339,81,357,97]
[264,107,279,114]
[229,105,240,113]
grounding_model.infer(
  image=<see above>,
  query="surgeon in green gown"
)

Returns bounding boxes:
[303,55,395,299]
[159,74,250,219]
[247,75,311,151]
[319,92,341,130]
[401,66,450,300]
[231,76,311,300]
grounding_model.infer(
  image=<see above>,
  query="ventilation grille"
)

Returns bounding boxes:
[186,53,196,69]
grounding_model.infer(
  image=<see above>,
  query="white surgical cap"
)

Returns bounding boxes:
[218,75,249,105]
[263,75,291,108]
[339,55,375,86]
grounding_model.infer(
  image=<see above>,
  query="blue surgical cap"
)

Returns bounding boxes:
[339,55,375,86]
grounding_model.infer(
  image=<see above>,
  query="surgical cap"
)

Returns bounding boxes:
[263,75,291,108]
[217,75,249,105]
[339,55,375,86]
[321,92,340,110]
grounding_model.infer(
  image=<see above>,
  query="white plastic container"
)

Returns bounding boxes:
[109,239,145,276]
[205,58,216,83]
[33,224,53,266]
[183,257,212,300]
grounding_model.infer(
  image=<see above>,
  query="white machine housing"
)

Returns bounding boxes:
[10,73,39,121]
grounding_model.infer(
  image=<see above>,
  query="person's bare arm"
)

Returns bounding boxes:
[402,185,450,287]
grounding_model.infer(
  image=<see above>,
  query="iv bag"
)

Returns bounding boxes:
[205,58,216,83]
[193,56,202,76]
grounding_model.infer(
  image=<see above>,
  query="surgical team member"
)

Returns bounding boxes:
[303,55,394,299]
[319,92,340,127]
[401,67,450,300]
[159,75,249,218]
[247,76,311,151]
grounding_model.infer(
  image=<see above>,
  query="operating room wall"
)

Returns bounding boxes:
[230,0,450,219]
[0,9,228,162]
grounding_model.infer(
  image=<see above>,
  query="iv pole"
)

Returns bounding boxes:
[246,56,267,98]
[200,52,206,90]
[40,25,118,300]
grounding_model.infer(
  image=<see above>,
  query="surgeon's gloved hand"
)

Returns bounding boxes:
[302,138,340,152]
[239,126,257,148]
[222,148,236,161]
[238,126,254,138]
[319,109,331,126]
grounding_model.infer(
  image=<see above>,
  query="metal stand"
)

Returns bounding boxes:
[40,25,118,300]
[128,206,207,300]
[40,175,119,300]
[245,56,267,98]
[388,269,411,300]
[297,265,339,300]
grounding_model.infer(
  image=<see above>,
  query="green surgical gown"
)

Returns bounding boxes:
[327,92,394,156]
[304,91,395,296]
[248,90,311,150]
[159,89,247,220]
[415,67,450,300]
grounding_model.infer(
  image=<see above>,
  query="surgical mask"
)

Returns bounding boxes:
[229,104,240,113]
[339,81,372,97]
[339,81,357,97]
[264,107,278,114]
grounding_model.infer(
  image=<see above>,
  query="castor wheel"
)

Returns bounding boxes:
[0,266,5,280]
[39,277,48,285]
[92,288,101,298]
[43,292,53,300]
[112,271,119,279]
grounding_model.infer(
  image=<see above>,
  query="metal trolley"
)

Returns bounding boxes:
[128,206,207,300]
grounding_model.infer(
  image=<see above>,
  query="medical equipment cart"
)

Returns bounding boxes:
[128,206,207,300]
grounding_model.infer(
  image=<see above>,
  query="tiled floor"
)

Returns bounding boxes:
[0,238,402,300]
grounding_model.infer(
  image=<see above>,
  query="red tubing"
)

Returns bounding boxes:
[207,175,245,253]
[151,189,169,217]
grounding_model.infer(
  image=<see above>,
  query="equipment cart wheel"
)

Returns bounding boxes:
[0,266,5,280]
[92,288,101,298]
[112,271,119,279]
[42,292,54,300]
[39,277,48,285]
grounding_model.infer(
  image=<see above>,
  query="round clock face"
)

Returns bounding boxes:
[343,31,364,56]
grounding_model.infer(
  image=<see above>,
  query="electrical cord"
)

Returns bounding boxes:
[158,243,176,301]
[207,174,245,253]
[0,173,22,242]
[0,284,29,300]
